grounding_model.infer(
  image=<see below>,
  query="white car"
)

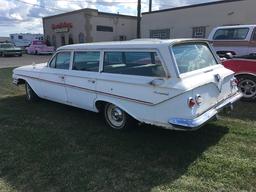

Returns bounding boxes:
[208,25,256,57]
[13,39,242,131]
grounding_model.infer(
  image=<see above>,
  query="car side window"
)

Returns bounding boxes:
[73,51,100,72]
[252,28,256,41]
[103,51,165,77]
[49,52,71,70]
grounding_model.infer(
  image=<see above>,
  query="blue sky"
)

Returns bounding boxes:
[0,0,218,37]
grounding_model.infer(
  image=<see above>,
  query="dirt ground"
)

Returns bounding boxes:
[0,54,51,69]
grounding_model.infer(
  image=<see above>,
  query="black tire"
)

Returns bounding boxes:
[237,75,256,102]
[35,50,38,55]
[104,103,135,130]
[18,53,22,57]
[25,82,39,101]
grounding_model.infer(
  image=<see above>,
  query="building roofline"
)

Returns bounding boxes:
[142,0,245,15]
[43,8,136,20]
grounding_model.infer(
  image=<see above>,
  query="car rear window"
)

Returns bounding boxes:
[213,28,249,40]
[172,43,218,74]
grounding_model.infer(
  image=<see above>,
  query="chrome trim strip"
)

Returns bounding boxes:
[16,74,155,106]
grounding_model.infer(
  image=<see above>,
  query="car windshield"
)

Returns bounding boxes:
[1,44,14,48]
[171,42,218,74]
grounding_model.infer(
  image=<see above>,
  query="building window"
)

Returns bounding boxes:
[192,26,206,38]
[61,35,65,46]
[97,25,113,32]
[18,35,23,39]
[150,29,170,39]
[119,35,127,41]
[52,35,56,47]
[78,33,85,43]
[46,35,51,46]
[68,34,74,44]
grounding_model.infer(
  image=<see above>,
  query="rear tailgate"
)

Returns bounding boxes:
[189,66,237,116]
[171,41,238,117]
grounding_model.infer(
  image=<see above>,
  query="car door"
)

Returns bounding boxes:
[97,50,172,106]
[39,51,71,103]
[64,51,100,111]
[249,27,256,54]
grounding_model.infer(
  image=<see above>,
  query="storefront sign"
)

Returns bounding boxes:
[52,22,72,33]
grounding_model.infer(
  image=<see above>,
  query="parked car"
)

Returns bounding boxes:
[208,25,256,57]
[222,54,256,101]
[26,40,54,55]
[0,43,22,56]
[13,39,242,131]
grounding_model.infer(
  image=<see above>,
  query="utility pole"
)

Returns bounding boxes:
[137,0,141,38]
[149,0,152,12]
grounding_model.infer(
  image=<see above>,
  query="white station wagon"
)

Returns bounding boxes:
[13,39,242,131]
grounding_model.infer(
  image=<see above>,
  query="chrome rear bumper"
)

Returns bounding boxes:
[168,92,243,129]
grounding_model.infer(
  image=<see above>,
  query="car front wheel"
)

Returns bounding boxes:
[104,103,134,130]
[237,75,256,101]
[25,82,38,101]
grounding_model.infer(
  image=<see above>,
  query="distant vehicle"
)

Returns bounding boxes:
[26,40,55,55]
[10,33,43,48]
[0,43,22,57]
[13,39,242,131]
[208,25,256,57]
[222,54,256,101]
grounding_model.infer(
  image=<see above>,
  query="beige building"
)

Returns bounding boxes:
[141,0,256,39]
[43,8,137,48]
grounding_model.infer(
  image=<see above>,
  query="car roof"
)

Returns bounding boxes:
[213,25,256,30]
[57,38,206,51]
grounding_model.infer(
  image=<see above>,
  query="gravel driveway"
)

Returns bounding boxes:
[0,54,51,69]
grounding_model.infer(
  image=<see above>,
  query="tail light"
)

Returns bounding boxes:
[195,94,203,105]
[231,77,238,87]
[188,97,196,108]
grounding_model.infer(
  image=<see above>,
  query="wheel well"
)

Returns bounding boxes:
[235,73,256,80]
[17,78,26,85]
[95,101,108,112]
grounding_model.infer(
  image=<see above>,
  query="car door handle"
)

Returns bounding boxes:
[59,75,65,80]
[88,79,96,83]
[149,78,165,86]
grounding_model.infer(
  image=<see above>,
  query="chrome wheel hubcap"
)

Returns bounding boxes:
[107,105,125,128]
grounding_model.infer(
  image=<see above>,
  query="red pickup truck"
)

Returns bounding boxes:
[222,55,256,101]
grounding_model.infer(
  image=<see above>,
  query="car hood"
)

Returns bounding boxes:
[3,47,22,51]
[14,63,47,73]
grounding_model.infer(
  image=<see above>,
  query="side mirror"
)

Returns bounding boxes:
[224,52,233,59]
[220,57,227,62]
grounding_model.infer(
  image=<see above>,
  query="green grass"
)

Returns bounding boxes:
[0,68,255,192]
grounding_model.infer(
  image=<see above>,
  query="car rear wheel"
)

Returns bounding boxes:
[104,103,134,130]
[25,82,38,101]
[237,75,256,101]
